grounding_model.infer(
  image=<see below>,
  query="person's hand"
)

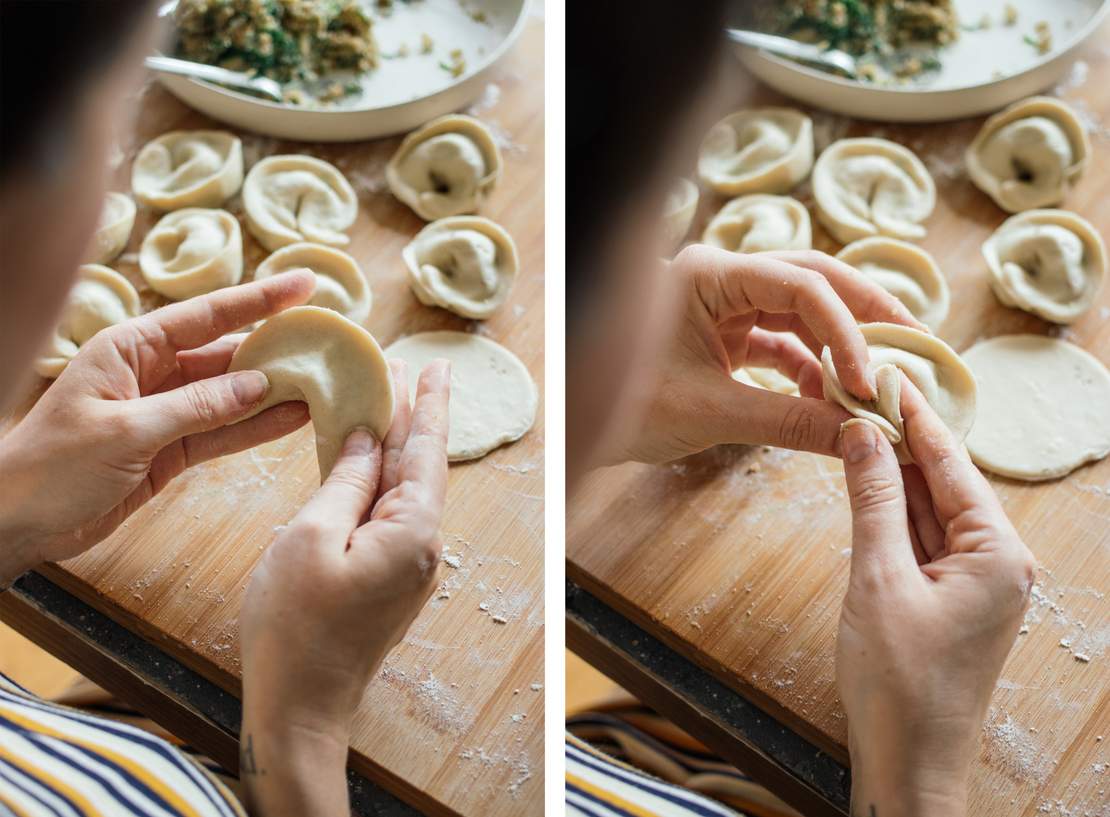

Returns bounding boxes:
[0,270,316,582]
[613,245,926,464]
[836,378,1035,817]
[238,359,449,817]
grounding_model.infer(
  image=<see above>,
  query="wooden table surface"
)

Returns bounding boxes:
[568,37,1110,817]
[10,18,545,817]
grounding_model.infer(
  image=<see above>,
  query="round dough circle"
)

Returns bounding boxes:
[140,208,243,300]
[813,138,935,244]
[702,194,811,253]
[966,96,1088,213]
[87,192,136,264]
[132,130,244,210]
[243,155,358,251]
[402,216,519,319]
[385,331,537,462]
[255,243,371,323]
[662,178,698,254]
[386,115,503,221]
[697,108,814,196]
[821,322,976,463]
[36,264,141,378]
[837,237,950,330]
[229,306,394,481]
[981,209,1106,324]
[963,335,1110,481]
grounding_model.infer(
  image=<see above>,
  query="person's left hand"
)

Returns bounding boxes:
[0,270,316,580]
[612,246,926,464]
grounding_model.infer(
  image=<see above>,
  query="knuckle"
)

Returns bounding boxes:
[325,465,372,495]
[850,472,903,514]
[291,518,328,543]
[183,382,223,426]
[777,402,821,451]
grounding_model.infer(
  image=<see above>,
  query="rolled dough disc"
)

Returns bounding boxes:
[385,331,537,462]
[962,335,1110,481]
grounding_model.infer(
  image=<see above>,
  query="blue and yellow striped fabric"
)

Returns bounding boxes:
[0,673,244,817]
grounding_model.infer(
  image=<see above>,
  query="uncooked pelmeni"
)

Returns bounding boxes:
[140,208,243,300]
[813,138,935,244]
[402,216,518,320]
[982,209,1106,324]
[35,265,140,378]
[229,306,394,481]
[243,155,358,251]
[386,115,503,221]
[963,335,1110,481]
[966,96,1088,213]
[662,178,698,253]
[132,130,243,210]
[697,108,813,195]
[386,331,537,462]
[87,192,136,264]
[255,243,371,324]
[821,322,976,463]
[837,237,950,330]
[702,195,811,253]
[732,366,799,395]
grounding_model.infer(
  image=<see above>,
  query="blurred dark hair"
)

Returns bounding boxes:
[0,0,154,181]
[567,0,728,320]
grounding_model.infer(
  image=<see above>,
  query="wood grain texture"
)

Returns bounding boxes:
[18,20,544,817]
[568,39,1110,817]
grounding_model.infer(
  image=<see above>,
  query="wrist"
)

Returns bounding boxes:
[0,442,46,585]
[239,715,350,817]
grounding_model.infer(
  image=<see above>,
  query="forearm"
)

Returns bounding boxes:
[0,448,42,587]
[239,714,351,817]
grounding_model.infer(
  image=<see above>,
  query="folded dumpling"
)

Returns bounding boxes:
[140,208,243,300]
[837,237,950,330]
[386,115,503,221]
[132,130,243,210]
[662,178,698,254]
[702,195,811,253]
[243,155,358,251]
[966,96,1088,213]
[402,216,518,319]
[87,192,136,264]
[255,243,371,324]
[813,138,935,244]
[982,209,1106,323]
[698,108,813,195]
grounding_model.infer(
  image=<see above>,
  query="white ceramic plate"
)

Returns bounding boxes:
[159,0,528,141]
[731,0,1110,122]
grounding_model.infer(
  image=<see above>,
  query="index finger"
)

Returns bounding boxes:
[396,360,451,507]
[686,245,876,399]
[762,250,927,331]
[899,374,997,524]
[138,269,315,355]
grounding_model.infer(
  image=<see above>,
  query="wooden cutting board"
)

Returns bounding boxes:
[13,20,544,817]
[568,39,1110,817]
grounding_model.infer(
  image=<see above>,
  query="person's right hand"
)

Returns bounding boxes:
[836,377,1035,817]
[238,358,450,817]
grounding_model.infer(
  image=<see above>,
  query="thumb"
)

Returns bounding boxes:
[132,370,269,449]
[839,419,917,581]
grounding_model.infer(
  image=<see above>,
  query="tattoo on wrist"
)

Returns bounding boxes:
[240,733,264,777]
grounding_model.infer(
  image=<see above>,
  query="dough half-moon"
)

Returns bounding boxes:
[963,335,1110,481]
[702,195,811,253]
[36,264,141,378]
[813,138,935,244]
[697,108,814,196]
[386,115,503,221]
[140,208,243,300]
[837,237,950,330]
[982,209,1106,324]
[243,155,358,251]
[87,192,136,265]
[821,322,976,463]
[402,216,519,319]
[229,306,394,481]
[255,243,371,324]
[662,178,698,254]
[132,130,244,210]
[385,331,537,462]
[966,96,1089,213]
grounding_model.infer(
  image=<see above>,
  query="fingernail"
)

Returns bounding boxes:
[347,426,374,453]
[840,419,876,464]
[231,370,268,405]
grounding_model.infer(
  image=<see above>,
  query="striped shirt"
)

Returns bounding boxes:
[0,673,244,817]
